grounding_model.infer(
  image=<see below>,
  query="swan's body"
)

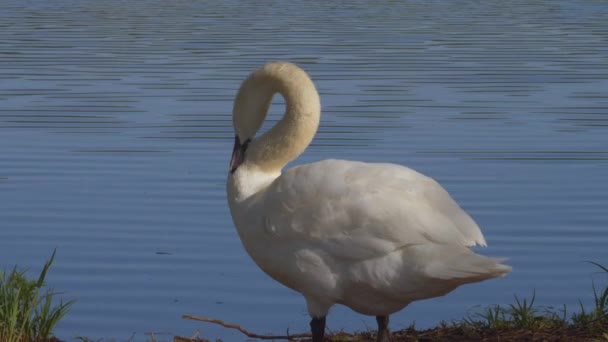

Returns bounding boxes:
[227,62,510,341]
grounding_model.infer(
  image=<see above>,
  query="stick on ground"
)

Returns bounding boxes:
[182,315,312,341]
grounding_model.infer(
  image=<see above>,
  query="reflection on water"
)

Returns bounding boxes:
[1,0,607,340]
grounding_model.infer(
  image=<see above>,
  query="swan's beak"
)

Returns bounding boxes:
[229,135,249,174]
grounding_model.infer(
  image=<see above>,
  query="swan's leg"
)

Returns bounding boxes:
[310,316,326,342]
[376,315,391,342]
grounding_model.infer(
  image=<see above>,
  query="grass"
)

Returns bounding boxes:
[460,290,569,331]
[572,262,608,329]
[0,250,75,342]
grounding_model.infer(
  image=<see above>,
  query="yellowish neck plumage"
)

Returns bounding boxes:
[232,62,321,173]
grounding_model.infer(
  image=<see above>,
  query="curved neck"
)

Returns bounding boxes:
[233,62,321,173]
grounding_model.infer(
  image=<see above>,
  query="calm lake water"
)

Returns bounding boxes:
[1,0,607,340]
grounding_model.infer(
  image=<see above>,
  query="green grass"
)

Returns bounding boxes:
[461,291,570,332]
[0,250,75,342]
[454,261,608,340]
[571,262,608,331]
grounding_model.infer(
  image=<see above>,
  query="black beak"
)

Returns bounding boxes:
[229,135,250,174]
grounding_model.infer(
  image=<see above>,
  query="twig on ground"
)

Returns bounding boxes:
[182,315,311,340]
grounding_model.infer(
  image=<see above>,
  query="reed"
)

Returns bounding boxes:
[0,250,75,342]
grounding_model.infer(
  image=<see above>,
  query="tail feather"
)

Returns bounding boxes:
[421,245,511,282]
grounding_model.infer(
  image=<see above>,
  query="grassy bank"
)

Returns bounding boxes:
[2,254,606,341]
[177,291,608,341]
[178,262,608,342]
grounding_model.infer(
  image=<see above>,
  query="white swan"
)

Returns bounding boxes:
[226,62,510,342]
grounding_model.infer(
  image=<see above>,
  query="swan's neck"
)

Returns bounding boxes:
[233,62,321,175]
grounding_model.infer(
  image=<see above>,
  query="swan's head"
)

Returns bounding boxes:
[229,62,320,175]
[229,135,251,174]
[229,71,273,174]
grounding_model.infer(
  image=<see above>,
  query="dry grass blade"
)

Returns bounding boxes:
[181,315,311,340]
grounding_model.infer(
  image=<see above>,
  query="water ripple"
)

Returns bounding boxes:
[1,0,607,340]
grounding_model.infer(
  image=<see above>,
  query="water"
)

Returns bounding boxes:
[1,0,607,340]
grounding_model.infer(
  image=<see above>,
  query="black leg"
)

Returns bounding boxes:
[376,315,390,342]
[310,316,326,342]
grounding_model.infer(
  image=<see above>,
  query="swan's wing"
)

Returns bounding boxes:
[261,159,486,261]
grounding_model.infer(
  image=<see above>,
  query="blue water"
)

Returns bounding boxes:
[1,0,607,340]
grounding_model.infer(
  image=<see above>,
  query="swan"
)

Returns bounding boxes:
[226,62,510,342]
